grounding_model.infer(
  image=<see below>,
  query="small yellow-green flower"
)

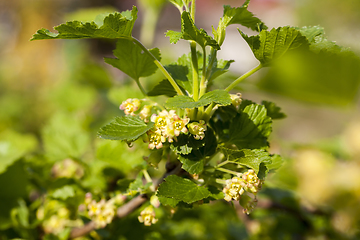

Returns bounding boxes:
[120,98,141,115]
[138,206,158,226]
[188,120,207,140]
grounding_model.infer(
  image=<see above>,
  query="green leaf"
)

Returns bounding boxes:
[42,112,90,162]
[178,156,205,175]
[173,129,217,174]
[267,154,284,172]
[229,104,272,149]
[220,147,272,173]
[31,7,138,40]
[157,196,180,208]
[261,101,286,120]
[166,12,220,50]
[166,30,183,44]
[165,90,232,109]
[104,38,161,81]
[240,26,309,66]
[0,130,37,174]
[208,59,235,82]
[98,115,154,141]
[164,53,195,94]
[147,80,178,97]
[222,4,267,31]
[298,26,349,54]
[51,185,76,200]
[298,25,324,43]
[157,175,211,203]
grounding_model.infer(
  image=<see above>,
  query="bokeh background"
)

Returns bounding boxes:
[1,0,360,239]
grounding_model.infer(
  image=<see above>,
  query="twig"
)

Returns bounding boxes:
[69,163,182,239]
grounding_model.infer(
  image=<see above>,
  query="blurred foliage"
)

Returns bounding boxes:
[0,0,360,239]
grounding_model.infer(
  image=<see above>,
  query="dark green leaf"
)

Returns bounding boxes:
[147,80,178,97]
[220,147,272,173]
[229,104,272,149]
[98,116,154,141]
[157,175,211,203]
[165,90,232,109]
[178,156,205,174]
[240,26,309,66]
[222,4,267,31]
[267,154,284,172]
[208,59,235,82]
[261,101,286,119]
[31,7,137,40]
[157,196,180,208]
[166,30,183,44]
[167,12,220,49]
[165,54,193,94]
[104,38,161,81]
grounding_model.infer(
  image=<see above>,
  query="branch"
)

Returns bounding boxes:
[69,163,182,239]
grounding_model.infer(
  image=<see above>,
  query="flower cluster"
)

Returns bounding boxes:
[223,169,263,201]
[120,98,141,116]
[37,200,82,235]
[147,110,190,149]
[188,120,207,140]
[51,158,84,179]
[138,206,158,226]
[85,194,116,228]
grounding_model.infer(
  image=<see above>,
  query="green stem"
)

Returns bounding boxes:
[205,48,217,80]
[216,167,240,176]
[139,7,160,47]
[142,169,155,192]
[131,37,184,96]
[191,41,199,101]
[182,0,189,12]
[215,178,227,184]
[190,0,196,20]
[135,80,147,96]
[225,64,263,92]
[198,46,207,98]
[217,160,230,168]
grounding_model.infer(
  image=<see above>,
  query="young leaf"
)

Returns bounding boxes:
[208,59,235,82]
[178,156,205,175]
[104,39,161,81]
[213,2,267,45]
[157,196,180,208]
[31,7,138,40]
[98,115,154,141]
[147,80,178,97]
[222,4,267,31]
[220,147,272,174]
[240,26,309,66]
[166,12,220,50]
[157,175,211,203]
[228,104,272,149]
[261,101,286,120]
[165,90,232,109]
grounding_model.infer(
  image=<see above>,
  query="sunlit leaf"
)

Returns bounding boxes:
[157,175,211,203]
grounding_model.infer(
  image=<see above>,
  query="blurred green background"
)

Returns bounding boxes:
[0,0,360,239]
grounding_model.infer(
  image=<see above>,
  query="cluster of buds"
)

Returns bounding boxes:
[223,169,263,213]
[230,93,242,108]
[187,120,207,140]
[120,98,141,116]
[85,193,116,228]
[138,206,158,226]
[51,158,84,179]
[147,110,190,149]
[37,200,82,235]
